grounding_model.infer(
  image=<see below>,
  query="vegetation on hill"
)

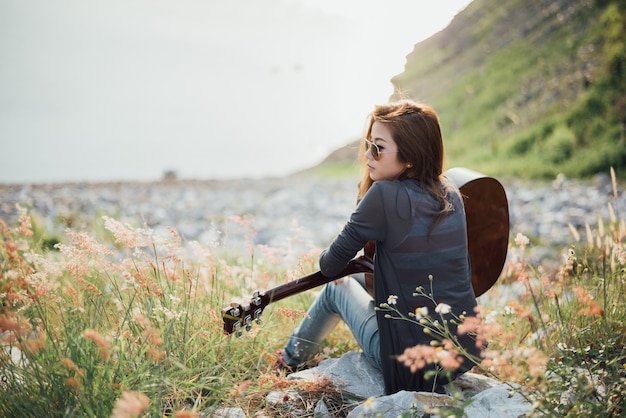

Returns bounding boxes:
[391,0,626,180]
[308,0,626,181]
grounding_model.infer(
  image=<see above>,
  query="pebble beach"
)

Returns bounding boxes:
[1,172,623,265]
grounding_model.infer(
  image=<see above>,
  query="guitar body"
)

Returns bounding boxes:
[445,167,510,297]
[222,167,510,335]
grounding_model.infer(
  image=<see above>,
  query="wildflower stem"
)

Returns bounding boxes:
[526,265,549,350]
[602,247,608,321]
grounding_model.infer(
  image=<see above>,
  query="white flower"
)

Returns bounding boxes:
[435,303,451,314]
[527,332,539,346]
[514,232,530,248]
[415,306,429,319]
[387,295,398,306]
[504,305,516,315]
[484,310,499,324]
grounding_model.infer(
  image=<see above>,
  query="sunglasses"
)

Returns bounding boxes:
[363,138,398,161]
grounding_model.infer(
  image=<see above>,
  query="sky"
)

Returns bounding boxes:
[0,0,472,183]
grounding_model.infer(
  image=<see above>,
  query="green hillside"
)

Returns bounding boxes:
[307,0,626,180]
[391,0,626,179]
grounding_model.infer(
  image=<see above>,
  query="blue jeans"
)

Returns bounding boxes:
[281,274,382,370]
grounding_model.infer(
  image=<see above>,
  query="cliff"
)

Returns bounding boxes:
[313,0,626,180]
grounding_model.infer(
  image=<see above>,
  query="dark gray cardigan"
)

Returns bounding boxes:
[319,178,481,394]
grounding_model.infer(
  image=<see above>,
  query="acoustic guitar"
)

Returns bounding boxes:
[222,167,509,336]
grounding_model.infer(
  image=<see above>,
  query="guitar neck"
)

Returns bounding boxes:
[264,260,373,303]
[264,271,329,303]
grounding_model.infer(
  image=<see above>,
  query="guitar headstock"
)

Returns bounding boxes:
[221,257,374,336]
[221,290,268,336]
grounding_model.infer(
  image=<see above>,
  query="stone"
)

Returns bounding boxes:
[448,370,500,398]
[288,351,385,399]
[286,351,535,418]
[347,390,434,417]
[463,384,534,417]
[265,389,302,405]
[314,399,331,417]
[211,407,247,418]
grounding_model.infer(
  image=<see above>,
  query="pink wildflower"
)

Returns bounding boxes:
[83,329,110,360]
[174,411,200,418]
[103,216,152,248]
[435,347,464,370]
[572,286,603,316]
[17,205,33,237]
[110,391,149,418]
[397,344,437,373]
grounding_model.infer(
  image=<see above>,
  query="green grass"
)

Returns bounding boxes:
[388,0,626,181]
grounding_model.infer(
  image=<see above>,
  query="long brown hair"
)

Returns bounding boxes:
[357,100,451,213]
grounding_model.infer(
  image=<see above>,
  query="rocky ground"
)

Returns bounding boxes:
[1,172,621,256]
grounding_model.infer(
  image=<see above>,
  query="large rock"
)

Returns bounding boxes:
[284,351,535,418]
[463,384,534,417]
[347,390,452,417]
[288,351,385,398]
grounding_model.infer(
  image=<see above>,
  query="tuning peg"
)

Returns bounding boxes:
[253,308,263,325]
[244,314,252,332]
[233,320,242,337]
[229,303,241,318]
[252,290,262,306]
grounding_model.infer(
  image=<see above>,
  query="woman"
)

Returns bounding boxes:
[277,100,482,394]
